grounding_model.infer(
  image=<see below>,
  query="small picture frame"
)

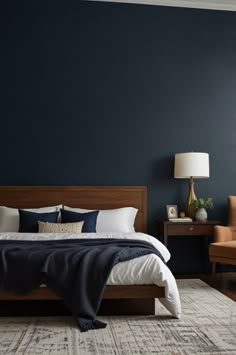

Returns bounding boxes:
[167,205,178,219]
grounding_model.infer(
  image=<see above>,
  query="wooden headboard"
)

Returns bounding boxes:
[0,186,147,233]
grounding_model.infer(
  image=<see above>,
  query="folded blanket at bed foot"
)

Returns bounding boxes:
[0,238,166,331]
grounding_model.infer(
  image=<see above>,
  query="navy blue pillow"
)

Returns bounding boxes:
[18,209,59,233]
[60,209,99,233]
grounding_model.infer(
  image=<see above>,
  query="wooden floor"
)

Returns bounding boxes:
[176,272,236,302]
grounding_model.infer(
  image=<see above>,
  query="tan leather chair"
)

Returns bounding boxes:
[209,196,236,277]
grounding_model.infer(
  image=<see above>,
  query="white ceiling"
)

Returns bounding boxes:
[87,0,236,11]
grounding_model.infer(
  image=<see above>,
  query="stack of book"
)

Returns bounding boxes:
[169,217,192,222]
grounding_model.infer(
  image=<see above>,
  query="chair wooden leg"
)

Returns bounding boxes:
[211,262,216,279]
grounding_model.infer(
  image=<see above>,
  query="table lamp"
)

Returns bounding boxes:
[174,152,209,218]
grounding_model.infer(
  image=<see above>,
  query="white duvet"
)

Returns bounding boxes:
[0,232,181,319]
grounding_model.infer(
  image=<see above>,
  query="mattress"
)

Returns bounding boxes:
[0,231,181,318]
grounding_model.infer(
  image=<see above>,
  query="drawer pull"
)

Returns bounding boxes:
[189,227,194,231]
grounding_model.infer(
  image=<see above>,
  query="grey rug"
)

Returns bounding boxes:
[0,279,235,354]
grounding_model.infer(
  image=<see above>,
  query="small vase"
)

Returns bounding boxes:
[195,208,207,222]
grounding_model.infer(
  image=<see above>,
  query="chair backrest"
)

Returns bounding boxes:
[228,196,236,240]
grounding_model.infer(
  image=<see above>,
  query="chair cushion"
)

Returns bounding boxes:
[209,241,236,259]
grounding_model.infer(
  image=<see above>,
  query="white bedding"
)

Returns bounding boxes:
[0,232,181,319]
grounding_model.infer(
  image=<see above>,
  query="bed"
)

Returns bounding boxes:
[0,186,181,320]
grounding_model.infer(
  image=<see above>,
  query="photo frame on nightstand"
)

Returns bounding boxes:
[167,205,178,220]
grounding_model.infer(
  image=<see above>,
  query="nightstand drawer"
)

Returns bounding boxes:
[157,220,220,247]
[167,224,214,236]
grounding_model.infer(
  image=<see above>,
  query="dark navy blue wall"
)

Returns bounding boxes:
[1,1,236,272]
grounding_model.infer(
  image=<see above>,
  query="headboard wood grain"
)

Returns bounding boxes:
[0,186,147,233]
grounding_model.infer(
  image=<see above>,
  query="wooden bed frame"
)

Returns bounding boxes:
[0,186,165,315]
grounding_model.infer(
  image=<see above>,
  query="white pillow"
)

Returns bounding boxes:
[63,206,138,233]
[38,221,84,233]
[0,205,62,232]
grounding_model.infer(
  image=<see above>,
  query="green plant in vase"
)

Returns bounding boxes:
[191,197,213,222]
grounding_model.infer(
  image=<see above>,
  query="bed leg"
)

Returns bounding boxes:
[98,299,155,315]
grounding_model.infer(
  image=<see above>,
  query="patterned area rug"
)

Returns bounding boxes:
[0,279,235,354]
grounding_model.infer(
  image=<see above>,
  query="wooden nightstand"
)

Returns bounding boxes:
[157,220,220,247]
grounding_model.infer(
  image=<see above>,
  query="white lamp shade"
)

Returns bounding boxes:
[174,152,209,178]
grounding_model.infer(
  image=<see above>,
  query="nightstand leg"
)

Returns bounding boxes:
[211,262,216,279]
[164,235,168,247]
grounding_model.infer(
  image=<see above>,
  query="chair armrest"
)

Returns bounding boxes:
[214,226,233,242]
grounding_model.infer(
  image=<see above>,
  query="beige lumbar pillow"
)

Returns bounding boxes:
[38,221,84,233]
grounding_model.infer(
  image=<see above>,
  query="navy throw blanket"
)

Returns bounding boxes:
[0,238,165,331]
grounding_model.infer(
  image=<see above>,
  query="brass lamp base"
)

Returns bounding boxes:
[185,176,197,219]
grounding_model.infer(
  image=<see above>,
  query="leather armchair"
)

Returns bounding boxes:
[209,196,236,277]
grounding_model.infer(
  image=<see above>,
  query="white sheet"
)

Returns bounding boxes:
[0,232,181,318]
